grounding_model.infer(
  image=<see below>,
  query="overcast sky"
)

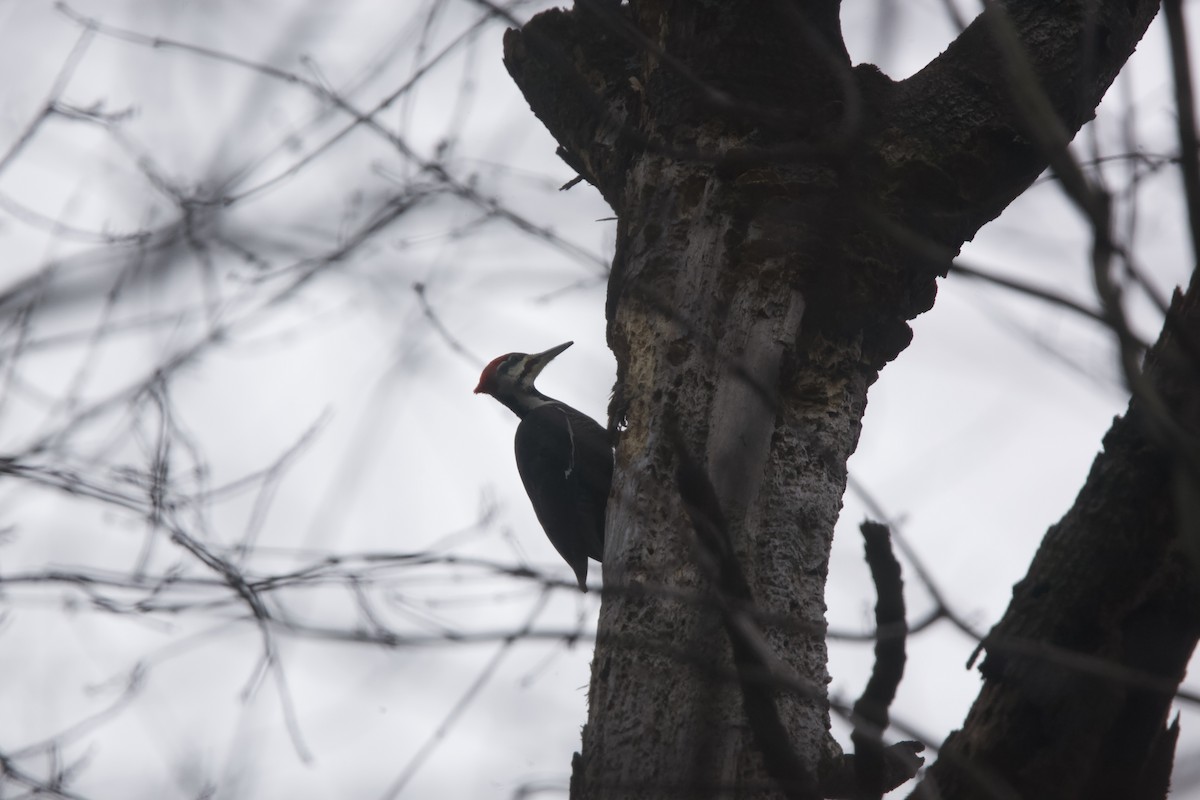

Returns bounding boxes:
[0,1,1197,797]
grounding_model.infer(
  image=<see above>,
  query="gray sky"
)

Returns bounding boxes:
[0,1,1196,797]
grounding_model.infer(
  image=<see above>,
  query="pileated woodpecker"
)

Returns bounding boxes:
[474,341,611,591]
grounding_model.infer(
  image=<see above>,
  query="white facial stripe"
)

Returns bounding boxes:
[559,407,576,478]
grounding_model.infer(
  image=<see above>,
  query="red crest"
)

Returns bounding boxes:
[474,353,516,394]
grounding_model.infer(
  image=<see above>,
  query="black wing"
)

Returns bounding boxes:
[514,404,612,589]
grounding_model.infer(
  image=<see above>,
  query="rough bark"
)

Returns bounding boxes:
[913,284,1200,800]
[502,1,1165,798]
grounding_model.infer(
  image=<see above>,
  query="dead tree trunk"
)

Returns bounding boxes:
[914,279,1200,800]
[503,2,1168,798]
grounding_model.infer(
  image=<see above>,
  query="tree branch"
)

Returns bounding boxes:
[917,269,1200,799]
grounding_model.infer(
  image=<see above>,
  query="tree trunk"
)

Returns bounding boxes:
[503,2,1167,798]
[914,274,1200,800]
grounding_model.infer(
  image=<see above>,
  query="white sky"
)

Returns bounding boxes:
[0,0,1196,797]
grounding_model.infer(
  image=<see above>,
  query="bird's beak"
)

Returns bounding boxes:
[526,341,573,379]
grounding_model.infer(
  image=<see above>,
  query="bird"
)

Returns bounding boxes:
[474,341,612,591]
